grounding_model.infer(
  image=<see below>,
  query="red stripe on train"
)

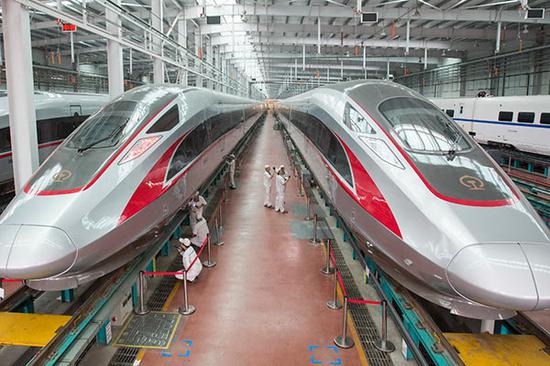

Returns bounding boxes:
[351,98,516,207]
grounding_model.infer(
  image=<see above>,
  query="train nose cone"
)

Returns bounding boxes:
[518,243,550,310]
[447,243,538,311]
[0,224,77,279]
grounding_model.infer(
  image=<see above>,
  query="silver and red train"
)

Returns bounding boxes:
[0,91,108,195]
[0,85,261,291]
[278,80,550,319]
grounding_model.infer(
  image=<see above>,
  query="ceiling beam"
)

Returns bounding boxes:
[182,5,550,24]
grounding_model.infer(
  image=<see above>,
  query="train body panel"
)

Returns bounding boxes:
[0,85,261,290]
[0,91,109,193]
[279,80,550,319]
[433,95,550,156]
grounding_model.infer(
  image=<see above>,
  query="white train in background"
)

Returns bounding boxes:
[432,95,550,157]
[0,91,108,195]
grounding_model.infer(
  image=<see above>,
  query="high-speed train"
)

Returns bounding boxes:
[0,85,261,290]
[433,95,550,157]
[0,91,109,195]
[278,80,550,319]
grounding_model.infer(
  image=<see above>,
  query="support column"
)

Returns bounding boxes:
[1,0,39,192]
[195,30,203,87]
[152,0,164,84]
[206,38,213,90]
[106,0,124,98]
[177,16,188,85]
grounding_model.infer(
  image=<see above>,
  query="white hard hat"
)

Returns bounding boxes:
[179,238,191,247]
[265,165,270,169]
[279,165,285,170]
[196,214,204,222]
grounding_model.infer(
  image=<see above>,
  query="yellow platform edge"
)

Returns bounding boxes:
[0,312,72,347]
[445,332,550,366]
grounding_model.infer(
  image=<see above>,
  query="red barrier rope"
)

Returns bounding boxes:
[143,236,209,277]
[335,270,348,297]
[348,298,382,305]
[1,279,24,283]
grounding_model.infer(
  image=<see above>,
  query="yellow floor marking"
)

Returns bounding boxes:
[446,333,550,366]
[0,312,71,347]
[347,312,370,366]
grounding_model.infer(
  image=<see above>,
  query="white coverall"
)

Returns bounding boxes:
[228,159,236,188]
[176,246,203,282]
[275,174,289,212]
[190,218,210,248]
[263,170,273,207]
[188,195,207,230]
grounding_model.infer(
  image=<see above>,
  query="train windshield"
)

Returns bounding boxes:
[66,101,142,151]
[379,97,470,153]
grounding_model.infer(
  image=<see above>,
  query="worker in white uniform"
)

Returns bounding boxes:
[175,238,202,282]
[188,192,207,230]
[263,165,274,208]
[274,165,290,213]
[190,214,210,249]
[226,154,237,189]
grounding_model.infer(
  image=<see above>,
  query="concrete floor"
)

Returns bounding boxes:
[138,114,363,365]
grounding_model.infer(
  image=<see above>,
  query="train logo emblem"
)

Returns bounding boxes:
[459,175,485,191]
[52,170,72,183]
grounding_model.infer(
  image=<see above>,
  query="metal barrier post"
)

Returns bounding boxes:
[321,239,335,275]
[134,271,150,315]
[375,300,396,353]
[305,194,312,221]
[327,268,342,310]
[310,214,320,244]
[178,270,196,316]
[202,235,217,268]
[214,218,224,246]
[219,202,224,228]
[334,297,354,349]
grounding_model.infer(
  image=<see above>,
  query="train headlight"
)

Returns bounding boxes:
[358,136,404,169]
[119,136,161,165]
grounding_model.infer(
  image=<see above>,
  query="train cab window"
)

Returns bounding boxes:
[0,127,10,153]
[445,109,455,118]
[517,112,535,123]
[346,104,376,134]
[147,105,179,133]
[540,113,550,125]
[498,111,513,122]
[378,97,470,153]
[66,100,140,150]
[166,123,208,181]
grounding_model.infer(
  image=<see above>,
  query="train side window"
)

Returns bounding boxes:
[517,112,535,123]
[347,104,376,134]
[498,111,513,122]
[445,109,455,118]
[147,105,179,133]
[37,119,57,144]
[166,123,208,181]
[0,127,10,153]
[540,113,550,124]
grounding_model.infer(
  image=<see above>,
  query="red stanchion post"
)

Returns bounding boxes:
[334,296,354,349]
[374,300,395,353]
[202,235,216,268]
[321,239,334,275]
[178,270,196,316]
[134,271,150,315]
